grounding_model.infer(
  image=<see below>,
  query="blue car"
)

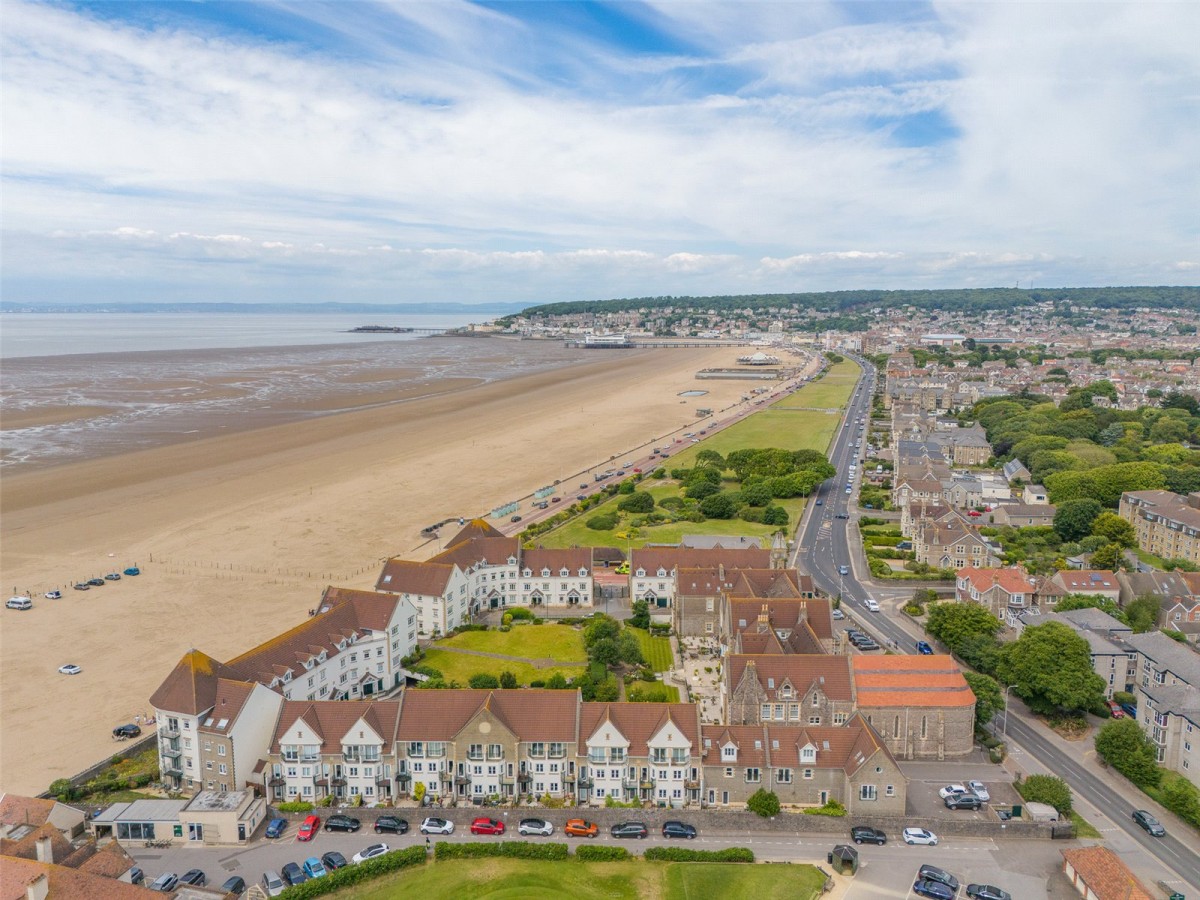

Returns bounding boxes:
[265,818,288,839]
[123,566,141,576]
[302,857,327,879]
[916,640,934,655]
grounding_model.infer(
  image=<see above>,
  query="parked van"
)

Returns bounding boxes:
[1024,801,1059,823]
[6,597,32,611]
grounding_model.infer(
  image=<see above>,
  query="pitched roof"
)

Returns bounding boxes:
[0,823,70,863]
[149,649,245,716]
[1060,846,1153,900]
[701,713,898,776]
[1052,569,1119,593]
[0,855,152,900]
[442,518,505,546]
[429,536,519,570]
[727,655,853,701]
[521,547,592,573]
[0,795,55,830]
[957,566,1035,595]
[631,547,771,575]
[395,690,581,743]
[271,700,402,754]
[851,655,976,708]
[199,679,256,734]
[75,840,136,880]
[375,559,457,595]
[578,703,700,756]
[728,596,833,644]
[1124,631,1200,687]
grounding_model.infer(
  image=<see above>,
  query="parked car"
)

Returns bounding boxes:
[510,515,522,523]
[149,873,179,892]
[373,815,408,834]
[662,821,697,839]
[87,578,106,587]
[281,862,307,886]
[302,857,327,879]
[914,880,955,900]
[1106,699,1126,718]
[45,590,62,600]
[419,817,454,835]
[966,886,1012,900]
[850,825,886,845]
[123,567,141,576]
[265,818,287,838]
[105,573,122,581]
[918,864,960,892]
[564,818,599,838]
[6,597,32,610]
[220,875,246,895]
[916,640,934,655]
[470,817,506,835]
[1132,809,1166,836]
[518,818,554,837]
[298,814,321,841]
[128,867,144,886]
[902,827,939,845]
[944,794,982,811]
[179,869,206,886]
[352,843,391,864]
[1120,702,1137,718]
[324,814,360,833]
[112,723,141,738]
[73,583,90,591]
[966,780,990,802]
[321,851,349,870]
[261,870,286,897]
[610,821,648,839]
[832,608,845,620]
[938,784,969,799]
[58,664,82,675]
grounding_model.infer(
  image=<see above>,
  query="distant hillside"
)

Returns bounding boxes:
[0,300,525,315]
[516,286,1200,319]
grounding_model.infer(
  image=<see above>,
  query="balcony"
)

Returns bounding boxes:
[164,764,184,778]
[454,774,472,786]
[685,779,700,790]
[518,772,533,784]
[561,771,576,783]
[159,727,180,740]
[466,752,484,762]
[576,776,593,789]
[376,773,392,785]
[500,775,514,786]
[160,746,181,759]
[330,776,347,787]
[639,779,655,791]
[396,772,412,784]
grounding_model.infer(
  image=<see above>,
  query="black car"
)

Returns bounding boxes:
[373,815,408,834]
[918,864,960,892]
[324,814,361,832]
[610,821,648,839]
[321,851,349,871]
[87,578,106,587]
[112,723,141,739]
[179,869,206,886]
[128,867,144,886]
[944,793,982,810]
[914,880,954,900]
[281,862,307,886]
[966,886,1012,900]
[220,875,246,895]
[661,821,696,839]
[1132,809,1166,836]
[850,825,886,845]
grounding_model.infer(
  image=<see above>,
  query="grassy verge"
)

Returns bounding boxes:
[627,627,673,671]
[1069,811,1102,839]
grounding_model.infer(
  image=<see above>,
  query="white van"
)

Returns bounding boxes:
[6,596,32,611]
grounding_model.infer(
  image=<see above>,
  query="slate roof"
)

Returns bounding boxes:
[1124,631,1200,687]
[851,655,976,708]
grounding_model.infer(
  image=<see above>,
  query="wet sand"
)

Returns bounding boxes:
[0,344,786,794]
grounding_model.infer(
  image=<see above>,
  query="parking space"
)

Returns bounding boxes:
[843,840,1056,900]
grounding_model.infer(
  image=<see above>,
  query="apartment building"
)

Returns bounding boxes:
[1120,490,1200,566]
[1012,608,1134,699]
[1124,632,1200,788]
[629,546,772,608]
[577,702,703,807]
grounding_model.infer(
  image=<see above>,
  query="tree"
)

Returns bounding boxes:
[685,480,719,501]
[1053,498,1103,542]
[1094,719,1161,788]
[924,602,1003,657]
[997,622,1107,715]
[544,673,570,690]
[1150,417,1191,444]
[699,492,738,519]
[589,637,621,668]
[469,673,500,689]
[1161,775,1200,828]
[762,506,789,526]
[586,513,619,531]
[1018,774,1073,814]
[617,630,644,666]
[629,599,651,630]
[1090,511,1136,548]
[617,479,636,495]
[962,671,1003,729]
[48,779,74,802]
[412,781,426,805]
[741,482,773,507]
[499,670,518,689]
[696,449,726,469]
[746,788,780,817]
[583,614,620,648]
[1089,542,1124,571]
[1125,593,1161,633]
[617,491,655,513]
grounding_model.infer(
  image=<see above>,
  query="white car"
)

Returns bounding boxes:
[58,664,82,675]
[45,590,62,600]
[938,784,969,799]
[419,817,454,835]
[864,599,881,612]
[967,780,990,802]
[517,817,554,837]
[351,843,389,864]
[902,827,939,845]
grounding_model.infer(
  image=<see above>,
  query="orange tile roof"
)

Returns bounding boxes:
[149,649,245,715]
[957,566,1035,595]
[851,655,976,708]
[578,703,700,756]
[0,855,150,900]
[631,547,771,574]
[395,690,581,743]
[1061,846,1154,900]
[0,795,55,829]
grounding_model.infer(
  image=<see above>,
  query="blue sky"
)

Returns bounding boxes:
[2,1,1197,306]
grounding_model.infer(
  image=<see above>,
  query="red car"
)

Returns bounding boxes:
[470,817,505,835]
[1107,700,1126,719]
[298,814,321,842]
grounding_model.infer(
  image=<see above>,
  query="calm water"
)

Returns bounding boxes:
[0,312,481,359]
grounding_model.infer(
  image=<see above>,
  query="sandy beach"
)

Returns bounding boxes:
[0,343,809,795]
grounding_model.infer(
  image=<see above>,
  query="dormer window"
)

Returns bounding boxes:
[656,568,667,577]
[541,568,551,577]
[635,568,646,577]
[507,556,517,566]
[523,568,532,577]
[578,568,587,577]
[721,744,737,760]
[560,568,569,577]
[800,745,816,763]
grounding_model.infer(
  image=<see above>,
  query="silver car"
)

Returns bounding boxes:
[518,817,554,837]
[261,870,285,897]
[967,780,990,802]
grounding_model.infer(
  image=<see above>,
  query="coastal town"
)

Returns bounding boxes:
[5,289,1200,900]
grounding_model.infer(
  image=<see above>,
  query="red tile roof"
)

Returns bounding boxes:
[395,690,582,744]
[375,559,457,595]
[851,655,976,708]
[957,566,1035,595]
[728,596,833,644]
[0,795,55,830]
[1061,846,1153,900]
[271,700,402,754]
[631,547,771,575]
[0,855,150,900]
[726,655,853,702]
[429,536,519,570]
[578,703,701,756]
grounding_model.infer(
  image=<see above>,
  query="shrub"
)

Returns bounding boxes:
[275,800,315,813]
[586,513,619,531]
[746,788,780,817]
[507,607,535,621]
[435,842,568,861]
[618,492,655,513]
[575,845,630,862]
[278,845,425,898]
[802,799,846,817]
[644,847,754,862]
[1015,774,1073,814]
[468,673,500,689]
[1160,772,1200,828]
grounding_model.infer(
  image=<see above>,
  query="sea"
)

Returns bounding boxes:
[0,312,585,470]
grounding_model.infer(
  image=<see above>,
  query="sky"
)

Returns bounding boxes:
[2,1,1198,307]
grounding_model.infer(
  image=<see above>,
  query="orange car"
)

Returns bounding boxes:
[563,818,598,838]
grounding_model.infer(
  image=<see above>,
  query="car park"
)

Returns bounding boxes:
[917,864,960,892]
[324,814,361,833]
[321,851,349,871]
[518,818,554,836]
[610,821,648,839]
[281,862,307,886]
[373,815,408,834]
[564,818,599,837]
[58,664,82,675]
[914,880,955,900]
[850,825,886,845]
[262,870,286,897]
[6,597,32,610]
[902,827,939,845]
[938,784,968,799]
[419,817,454,835]
[44,590,62,599]
[352,843,390,864]
[265,818,288,838]
[220,875,246,895]
[179,869,206,886]
[302,857,327,879]
[1132,809,1166,836]
[916,640,934,654]
[298,814,321,841]
[966,886,1012,900]
[149,872,179,892]
[966,780,990,801]
[470,817,506,835]
[112,723,141,738]
[944,793,982,810]
[662,821,697,839]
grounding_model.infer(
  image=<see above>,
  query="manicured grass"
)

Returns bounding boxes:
[627,627,673,671]
[440,625,587,662]
[323,857,826,900]
[1069,810,1102,839]
[420,649,585,688]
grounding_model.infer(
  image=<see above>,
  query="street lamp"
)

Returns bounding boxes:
[1002,684,1017,738]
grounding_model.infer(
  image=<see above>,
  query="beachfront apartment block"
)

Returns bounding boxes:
[1120,490,1200,566]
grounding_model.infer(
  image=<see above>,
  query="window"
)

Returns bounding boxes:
[777,768,792,784]
[745,768,761,783]
[760,704,771,721]
[808,716,821,725]
[811,693,820,707]
[722,745,736,760]
[885,784,895,797]
[724,767,733,778]
[860,784,878,801]
[217,744,226,756]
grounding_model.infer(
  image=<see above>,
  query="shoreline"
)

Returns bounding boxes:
[0,344,784,795]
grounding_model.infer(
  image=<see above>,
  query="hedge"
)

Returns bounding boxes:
[644,847,754,863]
[574,845,630,862]
[275,801,315,813]
[434,841,569,861]
[278,845,425,898]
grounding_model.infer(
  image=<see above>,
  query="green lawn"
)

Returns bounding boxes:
[440,624,587,662]
[324,857,825,900]
[419,649,585,687]
[627,627,674,671]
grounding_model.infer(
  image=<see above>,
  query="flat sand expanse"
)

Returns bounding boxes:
[0,345,801,794]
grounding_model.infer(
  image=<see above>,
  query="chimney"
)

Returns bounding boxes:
[757,604,770,630]
[26,874,49,900]
[34,835,53,864]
